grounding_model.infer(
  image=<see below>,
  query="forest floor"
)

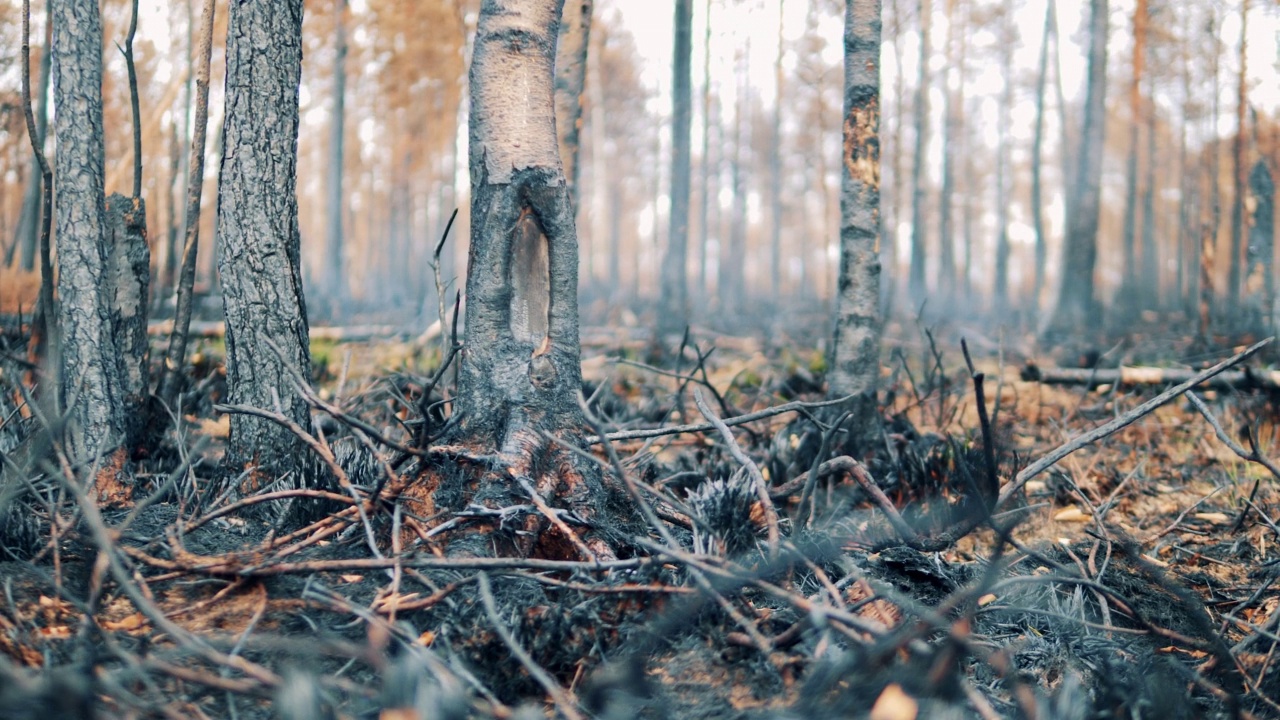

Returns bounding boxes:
[1,314,1279,719]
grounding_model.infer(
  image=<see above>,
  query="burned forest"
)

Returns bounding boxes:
[4,0,1280,717]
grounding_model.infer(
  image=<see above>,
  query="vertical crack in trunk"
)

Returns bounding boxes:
[509,206,551,346]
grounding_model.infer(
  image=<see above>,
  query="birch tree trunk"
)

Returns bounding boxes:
[215,0,312,481]
[829,0,883,454]
[659,0,693,338]
[51,0,127,463]
[1048,0,1108,335]
[420,0,613,561]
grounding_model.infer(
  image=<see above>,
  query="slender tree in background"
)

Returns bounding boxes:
[830,0,883,454]
[768,0,785,298]
[105,0,152,449]
[1226,0,1248,313]
[1048,0,1108,335]
[325,0,349,314]
[660,0,693,338]
[1199,9,1221,341]
[936,0,961,304]
[50,0,127,461]
[907,0,930,303]
[992,0,1013,313]
[216,0,313,479]
[1117,0,1148,317]
[696,0,714,296]
[9,17,50,272]
[720,42,750,311]
[157,0,216,409]
[1247,158,1274,326]
[1030,0,1052,315]
[554,0,592,211]
[1139,66,1158,306]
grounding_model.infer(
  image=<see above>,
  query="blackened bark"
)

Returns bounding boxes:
[659,0,693,338]
[829,0,883,454]
[51,0,128,461]
[1048,0,1107,335]
[1200,10,1221,340]
[215,0,312,478]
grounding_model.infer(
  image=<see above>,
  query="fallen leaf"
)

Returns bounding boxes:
[103,613,148,631]
[978,594,997,607]
[339,574,364,584]
[870,683,918,720]
[1194,512,1230,524]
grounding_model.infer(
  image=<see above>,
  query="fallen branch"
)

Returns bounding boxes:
[999,338,1272,508]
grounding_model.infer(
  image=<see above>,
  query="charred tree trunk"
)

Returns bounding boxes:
[1048,0,1107,336]
[215,0,312,480]
[554,0,592,211]
[424,0,612,562]
[659,0,693,338]
[907,0,930,302]
[829,0,883,456]
[325,0,349,315]
[51,0,128,462]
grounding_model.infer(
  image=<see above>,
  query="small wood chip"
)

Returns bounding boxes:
[1053,507,1091,522]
